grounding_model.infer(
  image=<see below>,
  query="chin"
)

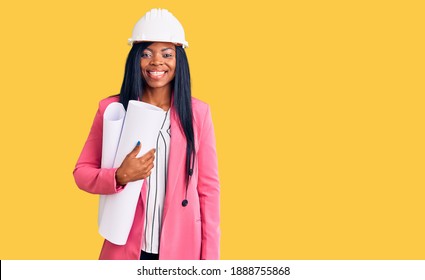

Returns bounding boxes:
[147,82,170,89]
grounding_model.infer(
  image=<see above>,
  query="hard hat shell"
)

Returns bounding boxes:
[128,8,188,48]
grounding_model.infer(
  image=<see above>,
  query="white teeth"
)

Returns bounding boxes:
[149,71,165,76]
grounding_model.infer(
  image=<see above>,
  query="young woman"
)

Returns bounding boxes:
[73,8,220,260]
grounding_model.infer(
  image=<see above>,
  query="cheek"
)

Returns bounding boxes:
[169,70,176,81]
[140,64,145,72]
[140,64,148,78]
[169,62,177,76]
[140,68,147,79]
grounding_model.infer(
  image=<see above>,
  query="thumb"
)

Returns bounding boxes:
[129,140,141,157]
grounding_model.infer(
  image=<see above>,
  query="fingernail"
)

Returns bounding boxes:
[137,141,140,146]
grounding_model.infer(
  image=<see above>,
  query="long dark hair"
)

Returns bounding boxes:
[119,42,195,180]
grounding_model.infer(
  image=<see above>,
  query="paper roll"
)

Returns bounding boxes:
[99,102,126,226]
[99,100,166,245]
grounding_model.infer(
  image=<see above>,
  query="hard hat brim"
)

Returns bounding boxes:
[128,39,188,48]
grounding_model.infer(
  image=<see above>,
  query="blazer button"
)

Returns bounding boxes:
[182,199,188,207]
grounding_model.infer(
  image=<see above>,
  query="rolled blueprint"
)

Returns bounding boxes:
[99,100,166,245]
[99,102,126,226]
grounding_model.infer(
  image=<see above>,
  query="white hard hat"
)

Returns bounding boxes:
[128,8,188,48]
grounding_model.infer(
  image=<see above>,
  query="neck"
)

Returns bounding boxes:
[141,86,172,111]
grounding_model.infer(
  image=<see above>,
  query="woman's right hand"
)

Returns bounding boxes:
[115,141,155,186]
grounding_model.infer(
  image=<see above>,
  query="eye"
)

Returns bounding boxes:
[163,53,174,58]
[141,52,152,58]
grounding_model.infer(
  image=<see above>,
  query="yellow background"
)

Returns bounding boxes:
[0,0,424,259]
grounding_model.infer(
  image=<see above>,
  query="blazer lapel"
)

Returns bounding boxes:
[163,107,186,220]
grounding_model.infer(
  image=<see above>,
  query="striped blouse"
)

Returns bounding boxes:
[142,109,171,254]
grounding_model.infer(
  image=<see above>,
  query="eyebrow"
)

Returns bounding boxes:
[144,47,176,52]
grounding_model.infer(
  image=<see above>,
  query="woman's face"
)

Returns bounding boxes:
[140,42,176,90]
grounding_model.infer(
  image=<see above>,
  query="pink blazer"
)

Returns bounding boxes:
[73,96,220,260]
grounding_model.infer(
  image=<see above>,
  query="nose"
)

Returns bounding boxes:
[150,53,164,65]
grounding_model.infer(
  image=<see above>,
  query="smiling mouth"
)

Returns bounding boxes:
[149,71,165,76]
[147,71,167,79]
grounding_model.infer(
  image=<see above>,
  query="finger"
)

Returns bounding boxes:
[129,141,141,158]
[146,163,154,171]
[140,154,155,165]
[140,149,155,162]
[138,168,153,180]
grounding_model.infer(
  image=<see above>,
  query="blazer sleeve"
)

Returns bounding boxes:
[197,105,220,260]
[73,101,125,194]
